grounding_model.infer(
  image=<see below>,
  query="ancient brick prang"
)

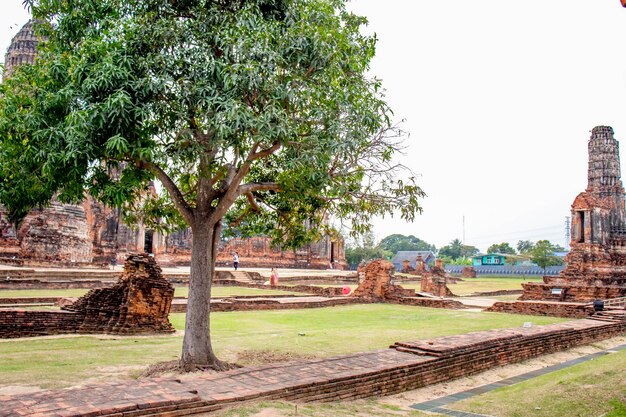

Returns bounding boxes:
[561,126,626,280]
[2,20,41,79]
[351,259,415,300]
[515,127,626,305]
[64,254,175,334]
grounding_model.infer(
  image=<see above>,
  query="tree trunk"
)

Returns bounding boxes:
[180,219,225,370]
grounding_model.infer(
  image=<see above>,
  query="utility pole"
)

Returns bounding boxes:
[564,216,571,250]
[462,216,465,244]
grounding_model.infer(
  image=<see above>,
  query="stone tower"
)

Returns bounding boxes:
[561,126,626,280]
[3,20,41,79]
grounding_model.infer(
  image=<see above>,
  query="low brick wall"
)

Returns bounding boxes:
[0,280,109,290]
[0,310,83,338]
[0,297,60,304]
[169,297,364,313]
[520,282,626,302]
[486,300,594,318]
[392,297,465,309]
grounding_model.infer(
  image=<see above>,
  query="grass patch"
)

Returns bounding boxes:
[433,276,540,296]
[0,304,566,389]
[452,349,626,417]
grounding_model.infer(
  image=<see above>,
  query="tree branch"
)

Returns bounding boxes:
[238,182,282,195]
[141,161,194,225]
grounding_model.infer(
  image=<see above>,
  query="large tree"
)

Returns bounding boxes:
[529,240,565,271]
[0,0,423,369]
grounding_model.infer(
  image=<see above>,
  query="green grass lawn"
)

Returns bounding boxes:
[0,305,566,389]
[0,286,305,299]
[452,349,626,417]
[441,276,541,296]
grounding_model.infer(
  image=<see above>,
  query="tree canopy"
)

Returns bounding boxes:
[529,240,565,270]
[1,0,424,368]
[438,238,479,260]
[486,242,516,255]
[378,233,435,253]
[344,231,388,266]
[516,240,535,254]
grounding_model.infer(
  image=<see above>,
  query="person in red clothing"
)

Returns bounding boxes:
[269,268,279,286]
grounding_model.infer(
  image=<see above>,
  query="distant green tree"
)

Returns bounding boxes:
[445,257,473,266]
[345,231,388,266]
[529,240,565,271]
[438,239,479,260]
[378,234,436,253]
[487,242,516,254]
[517,240,535,254]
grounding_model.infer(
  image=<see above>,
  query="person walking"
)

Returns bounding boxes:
[233,252,239,271]
[270,268,279,286]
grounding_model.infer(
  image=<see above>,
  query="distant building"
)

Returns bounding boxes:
[472,254,506,266]
[391,251,436,271]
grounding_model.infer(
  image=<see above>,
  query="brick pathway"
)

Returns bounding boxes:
[1,318,623,417]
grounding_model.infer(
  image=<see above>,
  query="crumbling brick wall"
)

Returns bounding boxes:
[351,259,415,300]
[0,253,175,338]
[419,259,455,297]
[64,254,175,334]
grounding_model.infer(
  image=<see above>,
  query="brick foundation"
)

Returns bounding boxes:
[486,300,595,318]
[519,280,626,302]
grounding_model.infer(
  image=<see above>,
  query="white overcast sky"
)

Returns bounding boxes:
[2,1,626,252]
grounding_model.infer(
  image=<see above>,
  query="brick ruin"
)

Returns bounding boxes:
[0,253,175,338]
[490,127,626,317]
[521,126,626,303]
[162,234,346,270]
[352,259,416,300]
[419,259,455,297]
[0,20,346,270]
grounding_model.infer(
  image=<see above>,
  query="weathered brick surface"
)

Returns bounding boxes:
[486,300,595,318]
[519,281,626,302]
[351,260,415,300]
[516,127,626,303]
[0,318,622,416]
[0,254,175,338]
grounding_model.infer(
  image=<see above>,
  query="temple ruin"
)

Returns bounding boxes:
[520,126,626,302]
[489,126,626,316]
